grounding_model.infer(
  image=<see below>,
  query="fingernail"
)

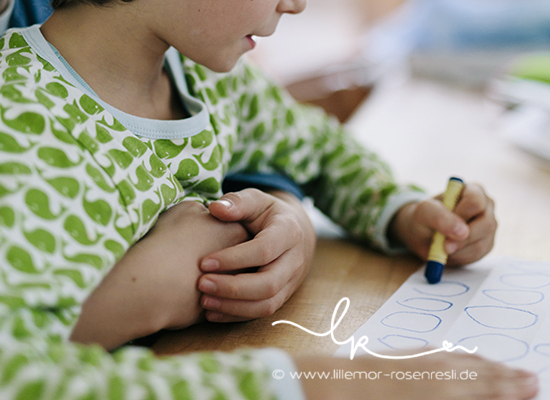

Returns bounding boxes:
[216,199,232,208]
[207,312,223,322]
[199,279,217,293]
[453,223,468,237]
[445,242,458,254]
[201,259,219,271]
[203,296,221,310]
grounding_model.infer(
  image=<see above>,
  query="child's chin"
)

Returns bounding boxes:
[207,61,239,74]
[200,54,242,73]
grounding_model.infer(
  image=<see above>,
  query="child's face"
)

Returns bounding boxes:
[151,0,306,72]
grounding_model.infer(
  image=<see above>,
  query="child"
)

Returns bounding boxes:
[0,0,538,399]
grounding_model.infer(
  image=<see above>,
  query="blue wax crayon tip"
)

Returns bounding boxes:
[425,261,445,284]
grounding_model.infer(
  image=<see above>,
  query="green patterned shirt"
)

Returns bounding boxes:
[0,26,424,399]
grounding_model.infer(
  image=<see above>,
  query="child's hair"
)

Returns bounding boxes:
[51,0,134,9]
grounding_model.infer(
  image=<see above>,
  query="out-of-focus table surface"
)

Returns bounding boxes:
[152,77,550,357]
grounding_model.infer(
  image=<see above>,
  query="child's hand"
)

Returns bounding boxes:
[389,183,497,265]
[198,189,316,322]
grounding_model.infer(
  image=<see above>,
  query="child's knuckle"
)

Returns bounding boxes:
[258,245,274,264]
[223,191,244,205]
[414,200,431,217]
[265,280,280,298]
[471,240,487,256]
[283,216,303,241]
[225,281,240,298]
[242,188,264,199]
[263,299,279,317]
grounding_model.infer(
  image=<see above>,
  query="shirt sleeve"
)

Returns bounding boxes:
[223,172,305,200]
[228,61,426,252]
[257,348,307,400]
[0,310,281,400]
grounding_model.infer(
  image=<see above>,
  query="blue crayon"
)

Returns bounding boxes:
[425,177,465,284]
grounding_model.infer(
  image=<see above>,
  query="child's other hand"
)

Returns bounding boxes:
[296,352,538,400]
[389,183,497,266]
[198,189,316,322]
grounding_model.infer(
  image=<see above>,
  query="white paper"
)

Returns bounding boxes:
[335,257,550,399]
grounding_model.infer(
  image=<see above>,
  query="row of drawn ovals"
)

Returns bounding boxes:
[381,281,467,335]
[381,305,539,333]
[378,281,468,351]
[383,275,547,333]
[378,273,550,360]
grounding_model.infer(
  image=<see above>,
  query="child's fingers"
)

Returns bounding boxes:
[203,312,252,323]
[201,287,289,320]
[447,238,491,266]
[449,206,497,250]
[198,254,294,300]
[200,215,301,272]
[414,198,470,241]
[445,194,497,259]
[447,216,497,265]
[453,183,490,223]
[464,361,539,400]
[208,189,273,224]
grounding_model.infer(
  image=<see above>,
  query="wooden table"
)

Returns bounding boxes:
[152,77,550,357]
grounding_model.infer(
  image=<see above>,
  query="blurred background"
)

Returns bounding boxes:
[248,0,550,260]
[249,0,550,165]
[251,0,402,83]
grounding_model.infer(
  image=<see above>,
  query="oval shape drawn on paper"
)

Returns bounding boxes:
[464,306,538,330]
[381,312,442,333]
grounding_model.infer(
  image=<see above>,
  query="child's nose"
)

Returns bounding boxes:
[277,0,307,15]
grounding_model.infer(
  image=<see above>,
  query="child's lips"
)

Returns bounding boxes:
[246,35,256,49]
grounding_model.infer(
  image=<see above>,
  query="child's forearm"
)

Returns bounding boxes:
[70,235,205,350]
[70,201,250,350]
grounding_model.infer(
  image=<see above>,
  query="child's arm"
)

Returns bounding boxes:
[222,60,426,252]
[70,200,250,350]
[223,61,497,260]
